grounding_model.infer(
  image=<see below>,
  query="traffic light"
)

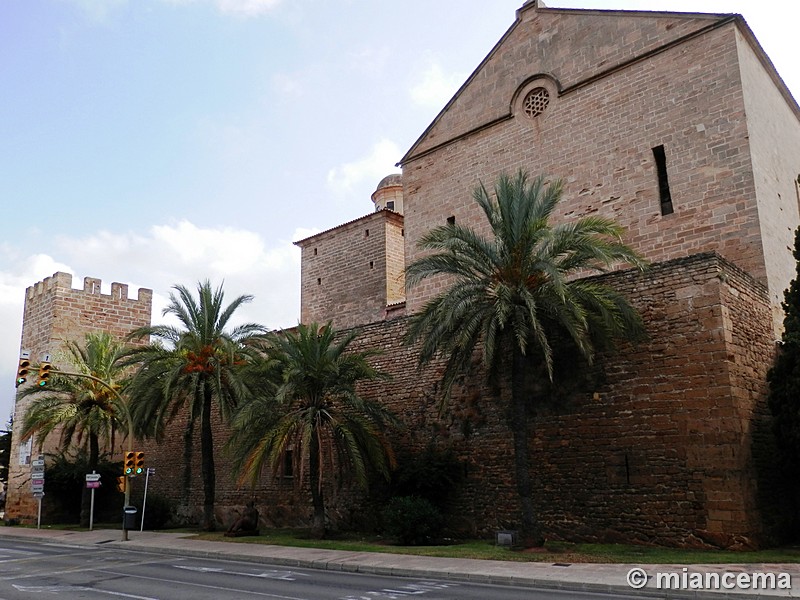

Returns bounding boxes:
[116,476,126,493]
[134,451,145,476]
[16,359,30,387]
[124,451,135,476]
[37,362,52,387]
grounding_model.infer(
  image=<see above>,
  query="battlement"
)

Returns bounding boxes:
[26,272,153,304]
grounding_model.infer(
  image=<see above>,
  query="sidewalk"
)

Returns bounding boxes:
[0,526,798,599]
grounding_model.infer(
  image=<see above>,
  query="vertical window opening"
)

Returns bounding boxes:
[365,228,369,237]
[369,261,374,269]
[401,229,405,237]
[652,145,674,216]
[795,174,800,216]
[317,278,321,285]
[447,216,456,225]
[283,449,294,478]
[386,201,395,211]
[313,248,317,256]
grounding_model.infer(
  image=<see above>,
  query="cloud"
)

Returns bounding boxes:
[272,73,304,97]
[214,0,281,16]
[0,220,305,420]
[326,139,402,196]
[410,61,466,108]
[58,0,128,22]
[50,220,302,328]
[63,0,282,20]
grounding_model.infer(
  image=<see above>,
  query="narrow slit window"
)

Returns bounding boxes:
[386,201,395,211]
[313,248,317,256]
[795,174,800,216]
[365,228,369,237]
[369,261,374,269]
[283,449,294,478]
[317,278,321,285]
[652,145,674,215]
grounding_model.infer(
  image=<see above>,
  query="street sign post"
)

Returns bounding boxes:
[31,456,44,529]
[85,471,101,530]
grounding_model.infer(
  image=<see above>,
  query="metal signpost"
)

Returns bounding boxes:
[140,467,155,532]
[31,456,45,529]
[85,472,101,531]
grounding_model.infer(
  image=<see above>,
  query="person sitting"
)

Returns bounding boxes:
[225,500,260,537]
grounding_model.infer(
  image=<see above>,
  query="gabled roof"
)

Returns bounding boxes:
[399,3,797,165]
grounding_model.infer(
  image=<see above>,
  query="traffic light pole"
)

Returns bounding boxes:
[35,369,135,541]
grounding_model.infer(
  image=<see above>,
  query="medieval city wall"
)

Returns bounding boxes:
[7,273,152,522]
[140,253,781,548]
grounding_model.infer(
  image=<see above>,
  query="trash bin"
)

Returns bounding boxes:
[123,506,137,530]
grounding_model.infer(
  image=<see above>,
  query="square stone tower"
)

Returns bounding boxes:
[6,272,152,522]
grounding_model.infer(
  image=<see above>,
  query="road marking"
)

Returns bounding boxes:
[173,565,310,580]
[97,569,309,600]
[0,549,40,562]
[339,581,458,600]
[13,584,159,599]
[0,556,174,581]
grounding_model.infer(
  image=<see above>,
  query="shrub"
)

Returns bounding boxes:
[390,445,463,509]
[140,492,174,530]
[382,496,443,545]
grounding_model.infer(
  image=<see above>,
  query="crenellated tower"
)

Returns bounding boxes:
[6,272,152,522]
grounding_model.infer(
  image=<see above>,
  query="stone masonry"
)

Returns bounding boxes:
[295,209,405,330]
[399,5,800,335]
[10,2,800,546]
[138,253,781,547]
[6,272,152,522]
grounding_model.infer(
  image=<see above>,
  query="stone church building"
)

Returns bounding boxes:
[8,2,800,547]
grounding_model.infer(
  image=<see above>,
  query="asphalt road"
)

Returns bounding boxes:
[0,538,644,600]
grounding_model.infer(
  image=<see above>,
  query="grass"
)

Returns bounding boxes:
[186,528,800,564]
[11,522,800,563]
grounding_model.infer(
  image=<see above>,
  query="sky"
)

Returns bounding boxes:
[1,0,799,423]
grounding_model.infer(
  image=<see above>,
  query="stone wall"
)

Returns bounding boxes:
[143,253,783,547]
[296,210,405,330]
[6,273,152,522]
[400,6,800,327]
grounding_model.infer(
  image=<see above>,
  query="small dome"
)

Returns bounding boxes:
[375,173,402,192]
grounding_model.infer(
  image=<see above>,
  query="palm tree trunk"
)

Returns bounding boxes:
[511,347,543,546]
[181,413,195,508]
[80,433,100,527]
[200,380,216,531]
[309,432,325,538]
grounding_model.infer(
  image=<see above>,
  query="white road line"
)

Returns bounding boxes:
[13,584,159,599]
[97,569,309,600]
[173,565,310,580]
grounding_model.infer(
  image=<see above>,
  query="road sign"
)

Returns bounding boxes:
[32,461,44,469]
[85,473,101,482]
[86,481,101,489]
[32,478,44,486]
[32,485,44,493]
[33,492,44,499]
[147,467,155,475]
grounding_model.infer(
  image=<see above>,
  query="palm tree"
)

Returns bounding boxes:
[405,170,646,544]
[124,281,265,531]
[228,322,397,538]
[19,332,131,527]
